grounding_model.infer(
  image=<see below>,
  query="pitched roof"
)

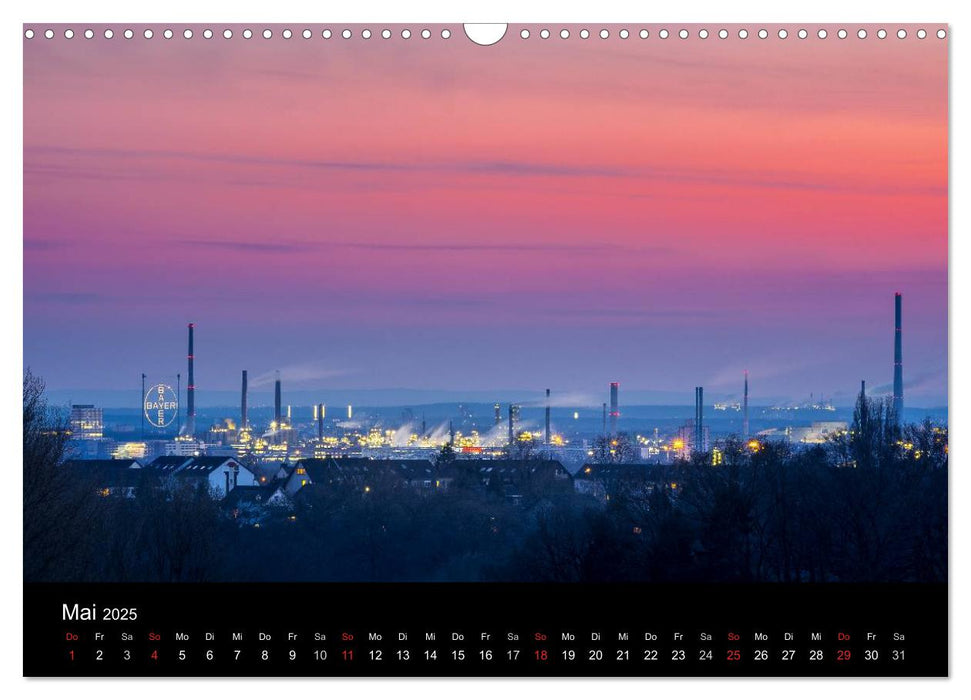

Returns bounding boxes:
[190,456,241,469]
[291,457,437,485]
[145,456,192,472]
[251,462,286,484]
[64,458,141,470]
[63,459,142,486]
[451,459,571,478]
[173,458,241,477]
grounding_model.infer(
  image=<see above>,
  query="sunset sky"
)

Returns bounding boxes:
[23,25,948,406]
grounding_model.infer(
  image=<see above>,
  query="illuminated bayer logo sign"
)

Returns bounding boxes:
[144,383,178,429]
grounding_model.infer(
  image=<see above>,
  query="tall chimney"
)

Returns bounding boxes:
[694,386,704,454]
[602,402,607,436]
[240,370,248,429]
[186,323,196,436]
[141,373,146,439]
[494,402,501,427]
[860,380,868,433]
[742,371,749,440]
[609,382,619,436]
[317,403,324,440]
[274,371,282,425]
[893,292,903,423]
[508,404,514,445]
[545,388,551,445]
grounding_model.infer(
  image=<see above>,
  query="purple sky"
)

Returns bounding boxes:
[23,25,948,406]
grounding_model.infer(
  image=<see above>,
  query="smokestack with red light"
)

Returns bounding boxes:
[860,380,869,433]
[893,292,903,423]
[545,388,551,445]
[241,370,248,429]
[274,371,282,425]
[317,403,324,441]
[186,323,196,436]
[609,382,619,436]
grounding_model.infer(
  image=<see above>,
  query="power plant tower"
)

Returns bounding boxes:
[240,370,248,429]
[185,323,196,436]
[274,371,282,425]
[893,292,904,423]
[545,388,551,445]
[602,402,607,436]
[609,382,619,436]
[508,404,515,445]
[694,386,704,454]
[494,402,502,427]
[742,371,749,440]
[317,403,324,440]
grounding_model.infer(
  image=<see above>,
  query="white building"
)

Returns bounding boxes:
[169,457,259,499]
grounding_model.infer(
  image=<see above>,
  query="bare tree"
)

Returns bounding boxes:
[23,369,97,580]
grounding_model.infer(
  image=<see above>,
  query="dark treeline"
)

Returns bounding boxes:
[24,371,946,583]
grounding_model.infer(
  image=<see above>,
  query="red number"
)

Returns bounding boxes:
[727,649,741,661]
[150,649,158,660]
[535,649,548,661]
[837,649,851,662]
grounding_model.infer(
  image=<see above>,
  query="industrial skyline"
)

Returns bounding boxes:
[46,291,930,416]
[24,31,947,405]
[56,292,925,471]
[166,292,913,441]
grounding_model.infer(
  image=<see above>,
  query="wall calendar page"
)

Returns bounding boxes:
[21,20,948,679]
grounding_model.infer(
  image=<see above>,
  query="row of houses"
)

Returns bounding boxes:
[63,456,259,499]
[63,456,660,512]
